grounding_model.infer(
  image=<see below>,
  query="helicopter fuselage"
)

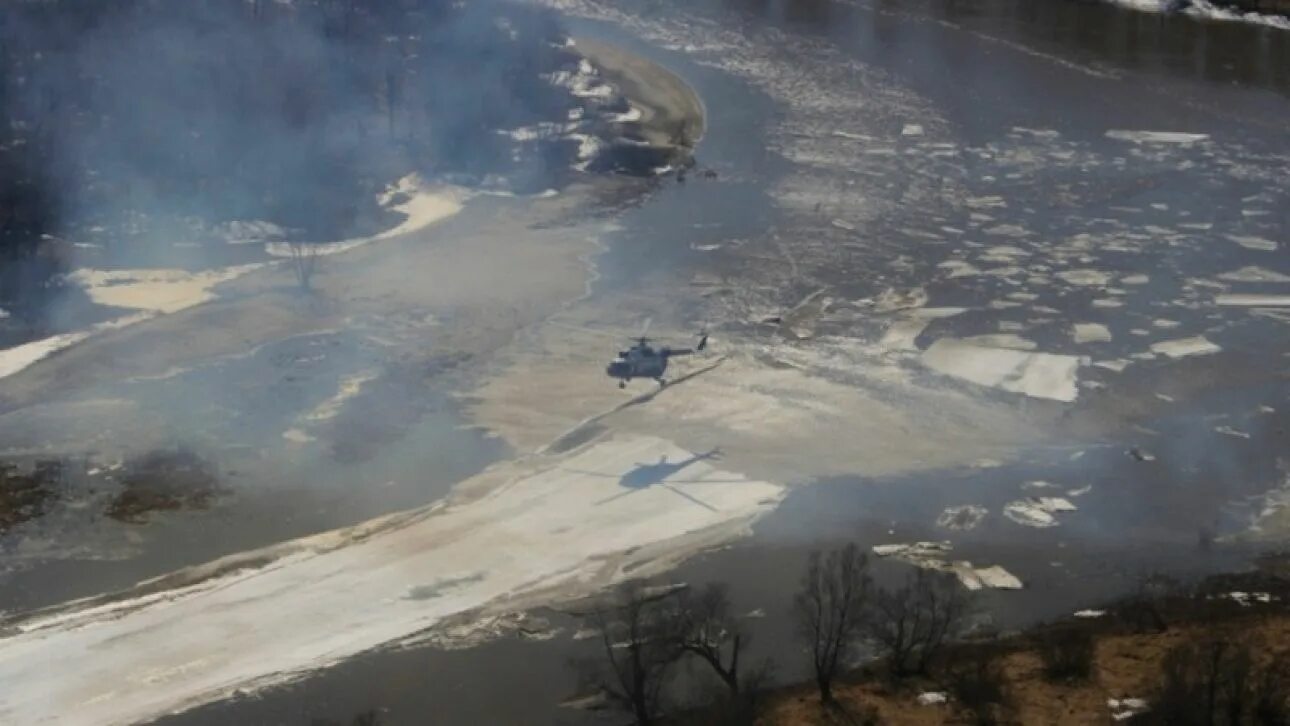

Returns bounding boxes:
[606,334,706,387]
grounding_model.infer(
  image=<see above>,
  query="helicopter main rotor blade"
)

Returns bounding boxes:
[638,317,652,340]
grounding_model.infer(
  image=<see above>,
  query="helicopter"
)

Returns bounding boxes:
[605,319,708,388]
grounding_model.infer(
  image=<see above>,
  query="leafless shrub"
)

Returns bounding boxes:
[947,648,1008,726]
[866,568,972,678]
[288,239,319,292]
[1149,637,1290,726]
[1118,573,1182,634]
[1038,626,1096,683]
[575,581,685,725]
[671,583,748,696]
[793,543,872,704]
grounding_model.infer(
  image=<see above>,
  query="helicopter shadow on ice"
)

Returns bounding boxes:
[563,448,744,512]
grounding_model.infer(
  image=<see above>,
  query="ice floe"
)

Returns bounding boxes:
[936,505,988,531]
[1003,497,1077,528]
[872,541,1023,590]
[1226,235,1278,252]
[1057,269,1112,286]
[1106,129,1208,144]
[1218,267,1290,283]
[921,338,1081,402]
[1216,294,1290,307]
[1072,323,1112,344]
[1150,336,1221,358]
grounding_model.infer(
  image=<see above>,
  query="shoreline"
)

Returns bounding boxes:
[0,38,726,726]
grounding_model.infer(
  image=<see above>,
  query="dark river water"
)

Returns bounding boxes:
[153,0,1290,723]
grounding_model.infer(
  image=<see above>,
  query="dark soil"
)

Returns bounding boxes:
[106,447,222,523]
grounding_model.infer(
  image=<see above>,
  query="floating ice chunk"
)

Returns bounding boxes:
[1121,274,1150,285]
[1218,267,1290,283]
[1152,319,1180,329]
[938,260,981,278]
[874,542,1021,590]
[1074,609,1106,618]
[1057,269,1112,286]
[1096,359,1131,372]
[922,339,1081,402]
[1216,426,1251,439]
[936,505,988,531]
[1107,130,1208,144]
[1073,323,1112,344]
[1092,298,1124,309]
[1227,235,1278,252]
[1150,336,1221,358]
[831,219,856,231]
[967,566,1023,590]
[901,124,925,137]
[1003,497,1076,528]
[872,541,952,559]
[1216,294,1290,307]
[0,308,8,320]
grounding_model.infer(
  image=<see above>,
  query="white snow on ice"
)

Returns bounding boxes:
[266,176,461,258]
[0,313,154,381]
[0,436,783,726]
[67,265,263,314]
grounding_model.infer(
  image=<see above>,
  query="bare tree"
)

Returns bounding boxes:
[288,239,320,293]
[867,568,972,677]
[671,583,747,696]
[579,581,685,725]
[1149,636,1290,726]
[793,543,872,704]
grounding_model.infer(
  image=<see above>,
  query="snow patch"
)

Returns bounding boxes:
[0,436,784,725]
[67,265,263,314]
[266,176,461,258]
[0,313,154,381]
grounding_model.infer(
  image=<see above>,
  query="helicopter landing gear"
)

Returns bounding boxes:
[618,380,626,389]
[654,377,667,387]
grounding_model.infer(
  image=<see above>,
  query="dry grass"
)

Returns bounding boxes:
[758,613,1290,725]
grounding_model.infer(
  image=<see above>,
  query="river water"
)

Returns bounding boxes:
[161,0,1290,723]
